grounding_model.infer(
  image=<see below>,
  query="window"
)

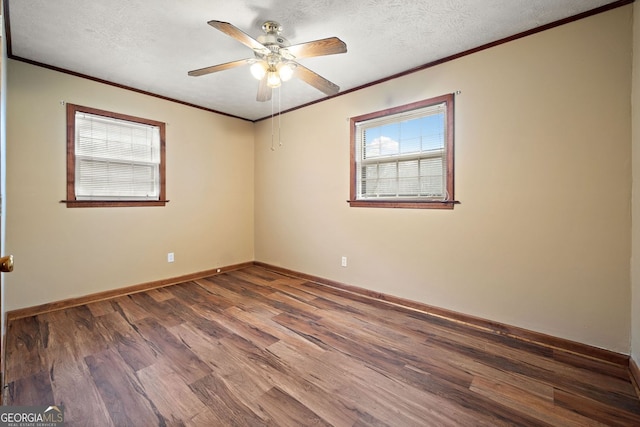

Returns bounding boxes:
[349,93,456,209]
[65,104,167,207]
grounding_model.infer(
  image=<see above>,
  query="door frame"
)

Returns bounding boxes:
[0,6,9,393]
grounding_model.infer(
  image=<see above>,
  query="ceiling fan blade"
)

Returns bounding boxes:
[294,64,340,96]
[207,20,270,56]
[257,76,272,102]
[280,37,347,60]
[188,59,252,77]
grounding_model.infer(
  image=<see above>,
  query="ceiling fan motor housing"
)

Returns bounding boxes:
[258,21,290,52]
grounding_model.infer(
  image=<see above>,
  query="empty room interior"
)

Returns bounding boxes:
[3,0,640,425]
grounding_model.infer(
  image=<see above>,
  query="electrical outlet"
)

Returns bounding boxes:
[341,256,347,267]
[167,252,175,263]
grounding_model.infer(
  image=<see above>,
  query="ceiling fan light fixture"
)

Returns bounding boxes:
[278,62,295,82]
[250,61,267,80]
[267,70,281,88]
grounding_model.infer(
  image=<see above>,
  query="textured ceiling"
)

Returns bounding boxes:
[6,0,625,121]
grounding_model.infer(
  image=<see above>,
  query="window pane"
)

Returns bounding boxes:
[359,158,446,198]
[76,159,159,199]
[362,109,445,160]
[77,116,160,163]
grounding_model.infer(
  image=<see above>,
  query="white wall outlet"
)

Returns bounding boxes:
[341,256,347,267]
[167,252,175,263]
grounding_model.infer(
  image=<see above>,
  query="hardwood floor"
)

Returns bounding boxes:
[4,266,640,426]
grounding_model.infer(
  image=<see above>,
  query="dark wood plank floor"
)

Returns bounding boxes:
[4,266,640,426]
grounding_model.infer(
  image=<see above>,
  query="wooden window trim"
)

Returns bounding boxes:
[348,94,456,209]
[64,104,167,208]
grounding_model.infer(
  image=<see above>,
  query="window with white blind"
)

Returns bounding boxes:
[349,94,456,209]
[65,104,167,207]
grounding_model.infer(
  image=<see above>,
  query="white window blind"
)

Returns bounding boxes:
[75,112,161,201]
[355,102,447,200]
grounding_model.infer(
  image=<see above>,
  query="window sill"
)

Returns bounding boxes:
[61,200,169,208]
[347,199,459,209]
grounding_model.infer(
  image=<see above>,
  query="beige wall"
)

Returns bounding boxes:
[5,60,255,310]
[255,6,633,353]
[632,1,640,364]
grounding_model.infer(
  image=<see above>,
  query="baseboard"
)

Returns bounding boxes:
[6,261,254,320]
[630,358,640,399]
[254,262,629,367]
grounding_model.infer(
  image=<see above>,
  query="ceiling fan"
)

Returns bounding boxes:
[188,20,347,102]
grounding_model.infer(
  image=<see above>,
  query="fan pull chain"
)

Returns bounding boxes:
[269,88,283,151]
[270,92,275,151]
[278,86,283,147]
